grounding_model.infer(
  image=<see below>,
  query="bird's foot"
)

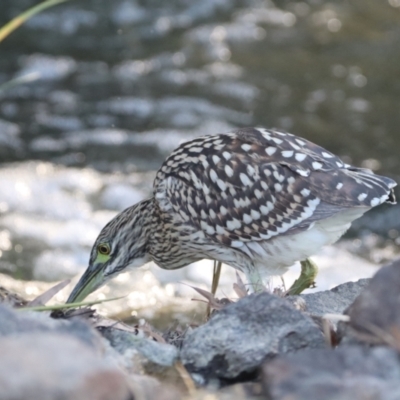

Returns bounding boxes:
[286,258,318,296]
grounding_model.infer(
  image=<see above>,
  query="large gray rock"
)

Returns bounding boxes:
[262,345,400,400]
[0,305,184,399]
[0,332,131,400]
[0,305,101,349]
[347,259,400,330]
[286,279,370,317]
[341,259,400,344]
[180,292,326,381]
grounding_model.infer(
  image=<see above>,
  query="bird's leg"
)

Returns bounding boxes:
[245,268,265,293]
[286,258,318,296]
[206,260,222,317]
[211,260,222,296]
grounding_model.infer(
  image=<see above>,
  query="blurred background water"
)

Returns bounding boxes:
[0,0,399,325]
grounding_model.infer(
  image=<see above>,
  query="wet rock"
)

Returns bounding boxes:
[341,259,400,345]
[180,291,325,382]
[287,279,370,316]
[262,346,400,400]
[0,332,131,400]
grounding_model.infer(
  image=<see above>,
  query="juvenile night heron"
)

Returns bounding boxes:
[67,127,396,303]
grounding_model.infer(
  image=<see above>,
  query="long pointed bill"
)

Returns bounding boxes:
[66,264,108,304]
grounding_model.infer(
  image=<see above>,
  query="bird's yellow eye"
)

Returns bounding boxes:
[98,243,111,255]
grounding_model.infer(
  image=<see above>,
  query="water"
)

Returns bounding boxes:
[0,0,399,323]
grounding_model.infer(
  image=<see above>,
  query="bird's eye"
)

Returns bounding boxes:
[98,243,111,255]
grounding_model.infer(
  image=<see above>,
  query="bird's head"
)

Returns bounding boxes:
[66,199,153,303]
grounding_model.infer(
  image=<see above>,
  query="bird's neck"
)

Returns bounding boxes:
[146,196,198,270]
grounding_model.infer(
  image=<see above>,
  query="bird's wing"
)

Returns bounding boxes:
[154,127,396,247]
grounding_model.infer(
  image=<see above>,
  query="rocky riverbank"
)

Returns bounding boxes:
[1,258,399,400]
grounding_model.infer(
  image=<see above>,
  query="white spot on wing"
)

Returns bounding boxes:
[273,171,285,182]
[295,153,307,162]
[312,161,323,170]
[217,179,227,191]
[210,169,218,182]
[322,152,334,158]
[301,188,310,197]
[257,128,271,139]
[223,151,232,160]
[358,193,368,201]
[336,182,343,189]
[289,142,301,150]
[251,210,261,220]
[370,197,380,206]
[297,169,310,177]
[227,218,242,230]
[189,146,203,153]
[272,137,283,144]
[295,138,306,146]
[266,147,277,156]
[212,155,221,164]
[282,150,294,158]
[240,173,252,186]
[243,214,252,224]
[225,165,234,177]
[216,225,226,235]
[260,205,269,215]
[247,165,256,177]
[380,194,388,203]
[261,181,268,190]
[241,143,252,151]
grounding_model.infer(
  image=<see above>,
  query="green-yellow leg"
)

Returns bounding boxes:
[206,260,222,317]
[247,268,265,293]
[286,258,319,296]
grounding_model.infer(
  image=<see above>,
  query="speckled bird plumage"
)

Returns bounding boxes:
[67,127,396,302]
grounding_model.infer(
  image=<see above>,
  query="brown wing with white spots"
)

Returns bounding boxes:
[154,127,396,247]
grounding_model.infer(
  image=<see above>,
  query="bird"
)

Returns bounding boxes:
[66,127,396,304]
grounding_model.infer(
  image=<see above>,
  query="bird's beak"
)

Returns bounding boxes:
[66,263,107,304]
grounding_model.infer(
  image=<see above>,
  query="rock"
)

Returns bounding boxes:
[128,374,184,400]
[193,382,264,400]
[0,305,102,349]
[287,279,370,316]
[180,291,325,382]
[262,345,400,400]
[0,286,27,307]
[0,332,131,400]
[101,326,179,367]
[100,326,185,388]
[341,259,400,345]
[0,305,184,399]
